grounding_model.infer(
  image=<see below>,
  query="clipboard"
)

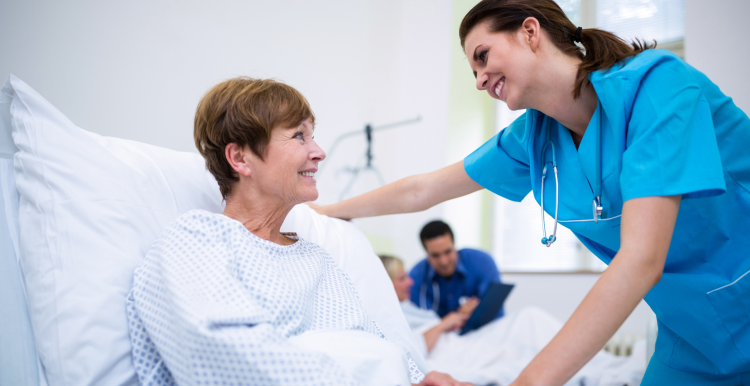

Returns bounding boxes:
[459,282,514,336]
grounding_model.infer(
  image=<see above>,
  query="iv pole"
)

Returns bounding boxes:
[317,116,421,201]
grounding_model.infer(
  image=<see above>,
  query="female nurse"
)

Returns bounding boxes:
[314,0,750,384]
[318,0,750,386]
[318,0,750,385]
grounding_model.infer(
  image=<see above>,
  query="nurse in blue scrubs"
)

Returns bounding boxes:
[313,0,750,384]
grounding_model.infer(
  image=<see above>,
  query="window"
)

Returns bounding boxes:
[596,0,684,44]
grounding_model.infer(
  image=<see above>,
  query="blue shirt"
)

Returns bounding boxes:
[408,248,503,319]
[464,49,750,375]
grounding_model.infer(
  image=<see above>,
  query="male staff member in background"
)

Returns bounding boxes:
[409,220,504,320]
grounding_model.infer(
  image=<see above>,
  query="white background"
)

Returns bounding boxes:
[2,0,748,336]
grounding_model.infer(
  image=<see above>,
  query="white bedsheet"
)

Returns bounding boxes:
[290,330,412,386]
[422,306,646,386]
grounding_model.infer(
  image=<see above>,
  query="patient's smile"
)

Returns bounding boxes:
[299,170,316,182]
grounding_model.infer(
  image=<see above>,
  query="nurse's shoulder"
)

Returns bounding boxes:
[592,48,687,82]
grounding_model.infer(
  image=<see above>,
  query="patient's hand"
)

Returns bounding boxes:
[415,371,473,386]
[457,296,479,316]
[440,312,468,332]
[305,202,324,213]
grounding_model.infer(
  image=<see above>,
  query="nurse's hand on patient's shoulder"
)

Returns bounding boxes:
[457,297,479,316]
[415,371,473,386]
[305,202,351,221]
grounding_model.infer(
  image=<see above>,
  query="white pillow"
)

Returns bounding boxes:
[1,74,427,385]
[281,204,429,372]
[3,74,224,386]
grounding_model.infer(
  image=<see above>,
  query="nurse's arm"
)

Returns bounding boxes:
[512,195,681,386]
[311,161,483,220]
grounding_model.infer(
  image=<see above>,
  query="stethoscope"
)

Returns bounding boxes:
[419,281,440,311]
[540,101,622,248]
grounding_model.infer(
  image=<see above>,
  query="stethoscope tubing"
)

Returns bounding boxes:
[541,102,614,247]
[419,281,440,311]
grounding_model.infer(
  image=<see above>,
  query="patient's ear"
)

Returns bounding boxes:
[225,143,253,177]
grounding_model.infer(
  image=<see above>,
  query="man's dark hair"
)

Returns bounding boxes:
[419,220,454,248]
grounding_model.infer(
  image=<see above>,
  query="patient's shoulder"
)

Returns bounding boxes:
[138,210,235,267]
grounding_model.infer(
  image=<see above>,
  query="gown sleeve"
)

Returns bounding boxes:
[621,56,726,201]
[127,221,361,386]
[464,112,532,202]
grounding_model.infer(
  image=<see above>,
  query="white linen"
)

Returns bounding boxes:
[127,209,422,385]
[402,304,646,386]
[289,330,411,386]
[281,204,430,373]
[3,74,223,386]
[0,159,40,386]
[400,300,441,333]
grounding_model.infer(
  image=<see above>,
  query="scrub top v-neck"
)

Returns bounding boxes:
[463,49,750,375]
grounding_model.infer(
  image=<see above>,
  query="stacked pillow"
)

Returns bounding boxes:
[0,75,426,386]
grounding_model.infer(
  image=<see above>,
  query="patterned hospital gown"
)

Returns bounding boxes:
[126,210,424,385]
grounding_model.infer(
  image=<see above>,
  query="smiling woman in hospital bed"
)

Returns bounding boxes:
[124,77,469,386]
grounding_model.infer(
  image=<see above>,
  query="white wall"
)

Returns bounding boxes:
[0,0,453,269]
[685,0,750,112]
[504,273,652,336]
[5,0,744,341]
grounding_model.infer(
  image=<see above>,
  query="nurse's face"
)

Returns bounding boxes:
[464,20,539,111]
[424,234,458,277]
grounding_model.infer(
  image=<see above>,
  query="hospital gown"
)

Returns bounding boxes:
[126,210,424,385]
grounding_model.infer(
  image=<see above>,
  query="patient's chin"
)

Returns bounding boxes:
[296,188,319,205]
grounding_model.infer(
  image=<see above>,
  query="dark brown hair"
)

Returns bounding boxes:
[194,77,315,199]
[459,0,655,98]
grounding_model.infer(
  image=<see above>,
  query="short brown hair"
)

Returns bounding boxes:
[194,77,315,199]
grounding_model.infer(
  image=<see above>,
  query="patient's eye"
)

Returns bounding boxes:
[293,131,304,141]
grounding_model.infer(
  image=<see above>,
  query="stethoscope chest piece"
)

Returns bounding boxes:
[539,109,616,247]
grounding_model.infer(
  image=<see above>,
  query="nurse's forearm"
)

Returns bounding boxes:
[513,196,681,386]
[513,251,658,386]
[319,161,482,220]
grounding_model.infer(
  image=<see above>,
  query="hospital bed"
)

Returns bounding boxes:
[0,75,428,386]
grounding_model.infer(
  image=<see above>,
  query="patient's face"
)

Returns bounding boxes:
[251,118,325,204]
[393,267,414,302]
[424,234,458,277]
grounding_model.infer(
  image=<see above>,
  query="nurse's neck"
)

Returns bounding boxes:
[531,53,598,150]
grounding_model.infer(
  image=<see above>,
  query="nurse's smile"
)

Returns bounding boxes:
[492,76,505,99]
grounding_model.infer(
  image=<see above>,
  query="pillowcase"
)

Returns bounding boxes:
[3,74,224,386]
[1,74,427,385]
[281,204,429,372]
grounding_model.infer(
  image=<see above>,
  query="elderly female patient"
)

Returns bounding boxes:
[125,78,466,386]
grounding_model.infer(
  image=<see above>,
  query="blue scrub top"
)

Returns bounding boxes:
[465,49,750,375]
[408,248,504,319]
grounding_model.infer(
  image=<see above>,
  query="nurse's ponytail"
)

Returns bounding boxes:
[459,0,655,99]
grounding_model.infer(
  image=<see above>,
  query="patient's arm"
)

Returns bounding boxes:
[314,161,482,220]
[422,312,468,353]
[456,297,479,316]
